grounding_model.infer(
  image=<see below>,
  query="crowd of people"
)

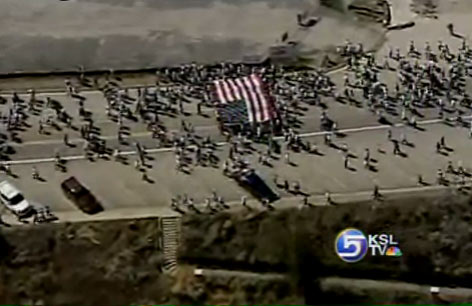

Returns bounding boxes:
[0,36,471,220]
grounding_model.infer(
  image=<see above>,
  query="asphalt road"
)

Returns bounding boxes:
[1,9,472,223]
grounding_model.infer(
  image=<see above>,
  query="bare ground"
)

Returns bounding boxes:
[179,190,472,303]
[1,190,472,304]
[0,219,170,305]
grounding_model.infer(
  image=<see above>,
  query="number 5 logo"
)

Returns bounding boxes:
[335,228,368,263]
[341,235,363,257]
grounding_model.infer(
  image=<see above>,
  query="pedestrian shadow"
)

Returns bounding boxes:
[329,143,341,150]
[347,153,358,159]
[172,206,187,215]
[297,190,310,197]
[127,116,139,123]
[189,205,202,214]
[311,150,325,156]
[378,117,392,125]
[439,180,449,187]
[288,161,298,167]
[367,165,378,172]
[350,100,362,108]
[0,220,11,227]
[402,141,415,148]
[143,176,155,184]
[442,121,456,127]
[117,157,129,165]
[319,102,328,110]
[262,162,273,168]
[411,108,424,118]
[411,125,426,132]
[180,168,192,175]
[36,177,47,183]
[10,136,22,144]
[443,146,454,152]
[55,164,68,172]
[347,166,357,172]
[397,151,408,158]
[438,150,449,156]
[335,132,347,138]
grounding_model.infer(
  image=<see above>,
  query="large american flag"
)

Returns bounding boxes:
[213,74,277,124]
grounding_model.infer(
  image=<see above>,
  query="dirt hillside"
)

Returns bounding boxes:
[0,190,471,304]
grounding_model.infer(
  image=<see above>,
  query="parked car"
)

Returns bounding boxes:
[235,169,280,203]
[61,177,103,214]
[0,180,34,217]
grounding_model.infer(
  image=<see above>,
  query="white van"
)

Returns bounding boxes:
[0,181,33,217]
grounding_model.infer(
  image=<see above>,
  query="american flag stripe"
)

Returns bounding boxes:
[221,79,234,102]
[243,76,262,122]
[228,79,241,100]
[215,80,227,104]
[252,74,273,121]
[249,74,269,121]
[235,78,255,123]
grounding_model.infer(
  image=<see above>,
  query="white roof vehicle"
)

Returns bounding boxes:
[0,181,33,217]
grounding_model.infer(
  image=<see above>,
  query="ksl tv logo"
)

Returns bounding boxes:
[335,228,402,263]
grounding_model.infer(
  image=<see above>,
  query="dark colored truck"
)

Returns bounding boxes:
[235,169,280,203]
[61,177,104,214]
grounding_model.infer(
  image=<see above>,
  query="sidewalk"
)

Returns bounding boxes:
[0,182,464,226]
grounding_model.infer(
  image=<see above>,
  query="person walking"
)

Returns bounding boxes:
[241,195,247,208]
[302,195,310,207]
[283,179,289,191]
[373,185,381,200]
[440,136,446,148]
[417,174,425,185]
[37,119,45,134]
[32,166,40,180]
[325,192,333,205]
[343,154,349,169]
[142,169,149,182]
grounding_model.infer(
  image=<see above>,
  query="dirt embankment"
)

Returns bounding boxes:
[1,191,472,305]
[0,219,169,305]
[179,191,472,303]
